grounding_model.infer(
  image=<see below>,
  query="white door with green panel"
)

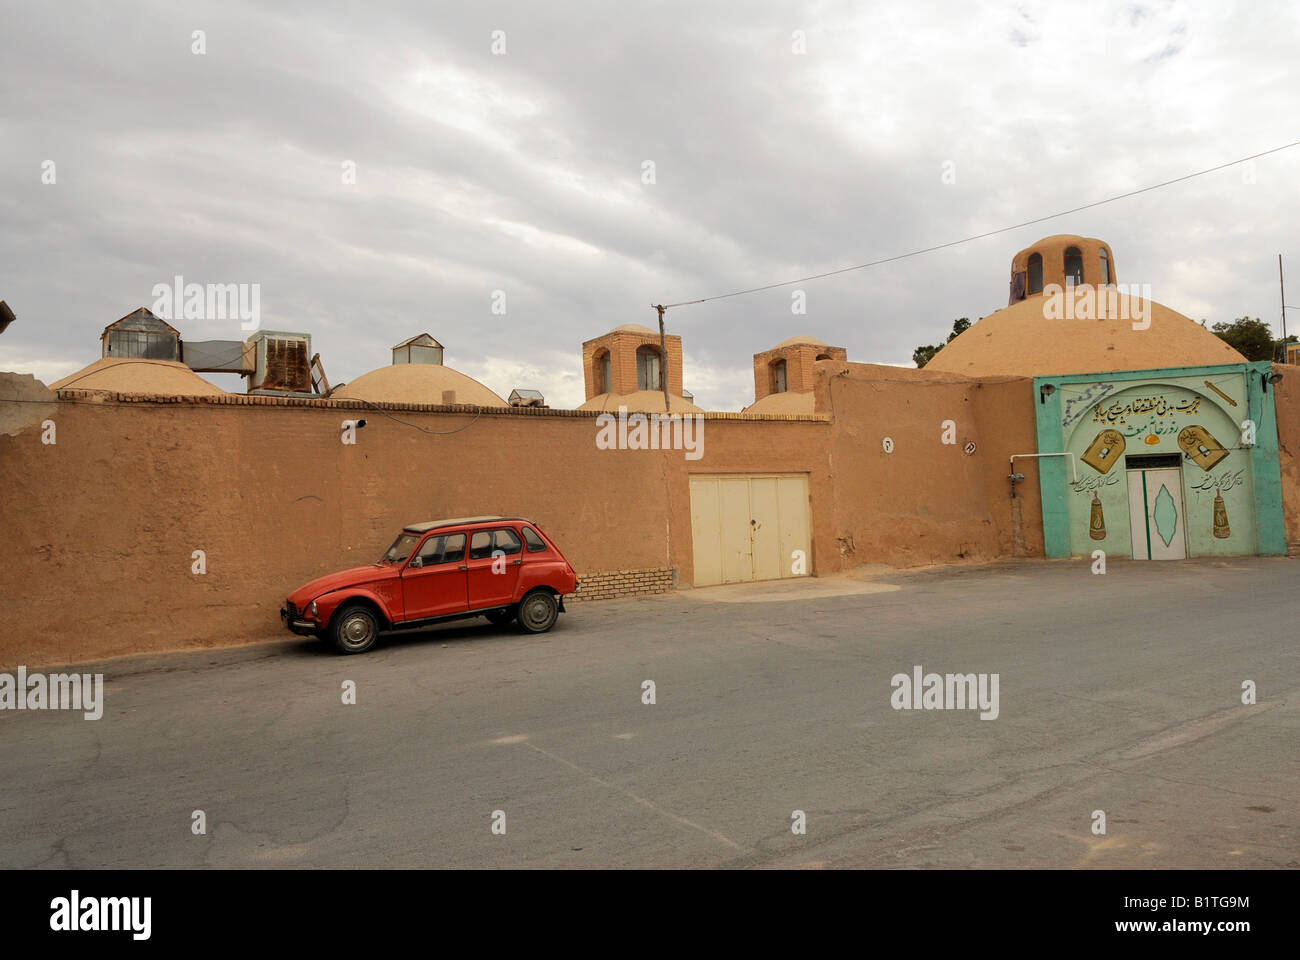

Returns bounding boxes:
[1126,466,1186,560]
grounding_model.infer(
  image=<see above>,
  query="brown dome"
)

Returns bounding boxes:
[51,358,225,396]
[926,292,1244,378]
[332,364,507,406]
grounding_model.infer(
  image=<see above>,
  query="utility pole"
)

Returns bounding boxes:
[1280,255,1289,363]
[653,304,671,413]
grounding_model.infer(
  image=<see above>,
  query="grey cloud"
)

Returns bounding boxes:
[1,0,1298,412]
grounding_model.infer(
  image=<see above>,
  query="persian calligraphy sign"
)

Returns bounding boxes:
[1091,394,1201,426]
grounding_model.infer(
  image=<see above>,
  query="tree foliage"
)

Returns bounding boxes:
[913,318,971,369]
[1209,317,1289,362]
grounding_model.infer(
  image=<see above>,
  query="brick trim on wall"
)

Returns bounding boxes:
[52,389,830,422]
[570,567,675,602]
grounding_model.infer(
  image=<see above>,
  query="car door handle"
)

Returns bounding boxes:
[458,565,468,571]
[513,558,522,565]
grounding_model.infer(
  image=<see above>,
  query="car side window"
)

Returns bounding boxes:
[415,533,467,566]
[415,535,444,564]
[521,526,547,552]
[442,533,466,563]
[469,531,493,560]
[493,529,523,556]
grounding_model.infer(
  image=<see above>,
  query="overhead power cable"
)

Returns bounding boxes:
[658,138,1300,310]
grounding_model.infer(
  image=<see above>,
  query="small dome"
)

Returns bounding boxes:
[612,323,657,335]
[51,357,225,396]
[578,390,703,414]
[1010,235,1116,295]
[744,392,816,415]
[332,363,507,406]
[776,334,828,348]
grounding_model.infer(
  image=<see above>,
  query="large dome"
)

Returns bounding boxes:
[332,363,507,406]
[51,357,225,396]
[925,292,1244,378]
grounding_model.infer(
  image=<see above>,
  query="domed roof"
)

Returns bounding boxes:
[332,363,508,406]
[925,292,1244,378]
[611,323,657,335]
[744,391,816,415]
[578,390,703,414]
[1009,235,1117,293]
[775,334,828,348]
[50,357,225,396]
[1017,233,1096,255]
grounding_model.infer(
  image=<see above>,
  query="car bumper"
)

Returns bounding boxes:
[280,606,319,636]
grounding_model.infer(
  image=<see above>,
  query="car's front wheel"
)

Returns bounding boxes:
[331,604,380,654]
[516,590,558,634]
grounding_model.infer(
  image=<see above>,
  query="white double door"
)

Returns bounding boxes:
[1127,467,1186,560]
[689,474,810,585]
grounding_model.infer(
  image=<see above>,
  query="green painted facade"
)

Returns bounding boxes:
[1034,362,1286,559]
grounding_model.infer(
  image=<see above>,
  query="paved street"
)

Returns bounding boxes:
[2,558,1297,869]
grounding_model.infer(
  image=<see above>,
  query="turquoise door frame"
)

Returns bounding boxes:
[1033,361,1285,558]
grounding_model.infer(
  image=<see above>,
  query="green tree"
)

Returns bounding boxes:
[1209,317,1283,361]
[913,318,972,369]
[913,343,941,368]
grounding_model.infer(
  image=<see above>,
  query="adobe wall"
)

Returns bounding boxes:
[1270,363,1300,551]
[0,391,829,666]
[0,364,1046,667]
[816,363,1043,566]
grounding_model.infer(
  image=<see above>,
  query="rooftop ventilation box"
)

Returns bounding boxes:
[246,330,315,396]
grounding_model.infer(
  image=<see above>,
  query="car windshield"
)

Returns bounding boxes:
[381,533,420,564]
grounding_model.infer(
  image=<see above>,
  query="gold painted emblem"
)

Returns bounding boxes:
[1081,429,1126,474]
[1177,425,1229,471]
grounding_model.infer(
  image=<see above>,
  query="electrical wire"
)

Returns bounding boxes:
[658,138,1300,310]
[41,357,203,390]
[349,398,484,435]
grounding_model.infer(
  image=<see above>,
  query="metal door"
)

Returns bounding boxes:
[689,474,810,585]
[1126,467,1186,560]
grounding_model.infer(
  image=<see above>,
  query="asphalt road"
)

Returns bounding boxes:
[2,558,1297,869]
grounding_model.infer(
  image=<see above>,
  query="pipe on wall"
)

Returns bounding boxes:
[1010,452,1079,484]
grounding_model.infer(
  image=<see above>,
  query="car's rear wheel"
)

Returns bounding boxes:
[485,607,516,626]
[517,590,558,634]
[331,604,380,654]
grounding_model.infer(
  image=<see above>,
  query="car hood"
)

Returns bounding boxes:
[289,564,399,606]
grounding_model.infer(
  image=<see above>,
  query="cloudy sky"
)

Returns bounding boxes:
[2,0,1298,410]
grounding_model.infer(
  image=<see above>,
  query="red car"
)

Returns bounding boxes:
[281,516,578,654]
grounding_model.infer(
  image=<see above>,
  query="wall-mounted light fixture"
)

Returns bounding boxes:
[1262,372,1283,391]
[1039,383,1056,404]
[0,301,14,336]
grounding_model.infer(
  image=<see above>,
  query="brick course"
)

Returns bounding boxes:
[569,567,675,602]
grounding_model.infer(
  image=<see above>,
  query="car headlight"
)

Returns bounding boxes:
[308,601,318,618]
